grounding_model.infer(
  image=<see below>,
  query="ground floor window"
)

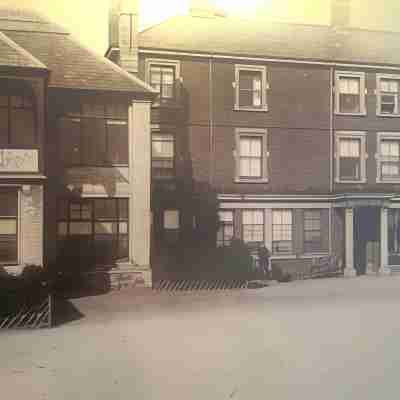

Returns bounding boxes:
[57,198,129,265]
[217,210,234,247]
[304,210,323,253]
[272,209,293,255]
[389,209,400,254]
[0,190,18,264]
[242,210,264,245]
[163,209,180,245]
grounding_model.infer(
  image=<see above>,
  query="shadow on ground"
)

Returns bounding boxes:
[53,297,85,327]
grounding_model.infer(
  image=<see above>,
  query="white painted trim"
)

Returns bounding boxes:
[376,73,400,117]
[335,131,367,184]
[334,71,366,115]
[139,49,400,72]
[299,253,330,259]
[270,255,297,260]
[234,64,268,112]
[376,131,400,183]
[220,202,332,210]
[234,128,269,183]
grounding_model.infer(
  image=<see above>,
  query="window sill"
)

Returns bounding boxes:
[234,178,269,184]
[234,106,268,112]
[376,178,400,184]
[335,179,367,184]
[377,113,400,118]
[299,253,329,259]
[334,111,367,117]
[65,164,129,168]
[270,255,297,260]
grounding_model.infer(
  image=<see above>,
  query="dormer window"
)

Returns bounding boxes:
[0,79,36,147]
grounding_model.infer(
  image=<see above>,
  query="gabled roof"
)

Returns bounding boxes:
[0,31,47,69]
[138,14,400,67]
[0,7,155,94]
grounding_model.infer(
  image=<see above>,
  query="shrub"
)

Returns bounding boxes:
[0,265,50,318]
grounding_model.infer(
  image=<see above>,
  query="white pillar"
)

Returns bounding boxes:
[380,207,391,275]
[344,208,357,277]
[129,100,152,287]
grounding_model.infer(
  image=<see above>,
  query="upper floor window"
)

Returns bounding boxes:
[217,210,234,247]
[59,100,128,166]
[272,209,293,255]
[377,74,400,116]
[235,128,268,183]
[335,71,366,115]
[376,132,400,183]
[0,79,36,147]
[234,65,268,111]
[145,59,181,104]
[335,131,367,183]
[151,132,174,179]
[242,210,264,245]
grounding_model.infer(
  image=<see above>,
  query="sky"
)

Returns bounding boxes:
[2,0,400,55]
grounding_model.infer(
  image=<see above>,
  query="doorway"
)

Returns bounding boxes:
[353,207,380,274]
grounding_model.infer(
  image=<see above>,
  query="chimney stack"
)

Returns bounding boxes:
[331,0,351,28]
[109,0,139,74]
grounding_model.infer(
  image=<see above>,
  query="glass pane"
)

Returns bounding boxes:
[340,158,360,180]
[70,203,81,219]
[0,235,17,263]
[11,109,35,146]
[81,118,106,165]
[0,220,16,235]
[119,222,128,234]
[219,211,233,223]
[161,84,174,99]
[118,235,129,260]
[107,122,128,164]
[0,108,9,145]
[239,91,253,107]
[250,159,261,177]
[59,118,81,165]
[95,199,117,219]
[240,138,251,156]
[81,204,92,220]
[240,158,250,177]
[381,97,396,114]
[150,68,161,84]
[254,210,264,224]
[58,222,68,236]
[242,211,253,225]
[164,210,179,229]
[340,94,360,113]
[239,70,261,90]
[69,222,92,235]
[118,199,129,219]
[95,222,117,234]
[0,191,17,216]
[339,77,360,94]
[163,69,174,85]
[382,162,400,177]
[340,138,360,157]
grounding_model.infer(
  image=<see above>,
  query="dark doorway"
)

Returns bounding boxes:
[354,207,380,275]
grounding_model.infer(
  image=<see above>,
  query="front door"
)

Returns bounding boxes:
[354,207,380,274]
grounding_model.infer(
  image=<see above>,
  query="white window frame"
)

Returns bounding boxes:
[271,209,293,257]
[376,74,400,117]
[335,131,367,184]
[234,64,268,112]
[234,128,269,183]
[334,71,366,116]
[376,132,400,183]
[145,58,181,105]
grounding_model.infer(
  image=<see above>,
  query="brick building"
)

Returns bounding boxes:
[0,7,155,287]
[108,0,400,278]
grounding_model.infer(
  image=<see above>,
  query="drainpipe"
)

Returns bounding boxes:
[209,56,214,187]
[329,67,334,255]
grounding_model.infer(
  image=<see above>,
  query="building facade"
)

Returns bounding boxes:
[0,7,155,288]
[108,0,400,278]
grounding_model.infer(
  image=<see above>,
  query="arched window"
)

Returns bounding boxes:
[0,79,36,147]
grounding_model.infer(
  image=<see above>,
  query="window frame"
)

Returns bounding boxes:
[151,131,175,180]
[272,209,293,256]
[217,210,234,247]
[0,189,19,266]
[335,131,367,184]
[376,132,400,183]
[0,91,38,149]
[57,198,129,265]
[334,71,366,116]
[235,128,269,183]
[241,209,264,246]
[59,103,129,167]
[376,74,400,117]
[145,58,181,105]
[234,64,268,112]
[303,209,323,255]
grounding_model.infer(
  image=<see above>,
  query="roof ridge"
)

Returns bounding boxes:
[66,33,157,94]
[0,30,47,69]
